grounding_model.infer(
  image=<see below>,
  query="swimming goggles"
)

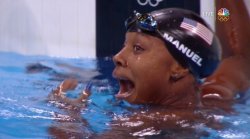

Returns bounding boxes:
[125,11,158,32]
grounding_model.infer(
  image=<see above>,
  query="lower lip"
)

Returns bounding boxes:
[115,81,134,99]
[115,90,133,99]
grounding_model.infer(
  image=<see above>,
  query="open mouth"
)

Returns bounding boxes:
[115,79,135,99]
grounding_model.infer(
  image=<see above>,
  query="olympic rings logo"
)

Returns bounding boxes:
[217,15,230,22]
[137,0,164,7]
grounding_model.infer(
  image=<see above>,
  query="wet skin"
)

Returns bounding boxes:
[47,2,250,136]
[47,0,250,110]
[48,30,250,109]
[47,32,227,138]
[47,31,250,137]
[112,32,198,107]
[200,0,250,103]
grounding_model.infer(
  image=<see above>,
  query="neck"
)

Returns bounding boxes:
[160,74,199,108]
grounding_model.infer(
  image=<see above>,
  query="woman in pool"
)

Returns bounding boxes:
[52,8,249,108]
[112,8,220,107]
[49,7,250,138]
[112,8,250,108]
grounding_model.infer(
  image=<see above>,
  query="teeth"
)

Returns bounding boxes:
[116,79,134,99]
[124,91,131,97]
[115,91,131,99]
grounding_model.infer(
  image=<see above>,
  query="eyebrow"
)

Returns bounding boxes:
[125,32,155,45]
[137,32,152,39]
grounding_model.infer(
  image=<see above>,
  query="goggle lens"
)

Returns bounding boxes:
[125,11,158,32]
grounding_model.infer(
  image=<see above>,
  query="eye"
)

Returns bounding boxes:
[133,44,144,53]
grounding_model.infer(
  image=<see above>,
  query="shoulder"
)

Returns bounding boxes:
[201,56,250,99]
[199,56,250,108]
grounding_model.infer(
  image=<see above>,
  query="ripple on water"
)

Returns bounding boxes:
[130,127,161,137]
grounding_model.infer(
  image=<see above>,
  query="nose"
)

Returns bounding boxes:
[113,48,127,67]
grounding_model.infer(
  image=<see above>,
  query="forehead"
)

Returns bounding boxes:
[125,32,165,44]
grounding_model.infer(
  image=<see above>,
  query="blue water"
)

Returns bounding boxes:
[0,52,250,138]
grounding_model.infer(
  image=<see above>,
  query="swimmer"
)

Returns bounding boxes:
[112,8,220,107]
[48,6,250,138]
[112,8,249,108]
[51,8,248,109]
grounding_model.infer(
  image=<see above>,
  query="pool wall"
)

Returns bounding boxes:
[1,0,249,58]
[0,0,96,58]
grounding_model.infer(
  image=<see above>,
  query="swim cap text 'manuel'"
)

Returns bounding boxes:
[163,33,202,67]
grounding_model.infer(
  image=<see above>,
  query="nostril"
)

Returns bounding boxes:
[113,54,126,67]
[113,56,122,66]
[116,61,123,67]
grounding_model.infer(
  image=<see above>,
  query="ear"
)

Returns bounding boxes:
[170,62,189,81]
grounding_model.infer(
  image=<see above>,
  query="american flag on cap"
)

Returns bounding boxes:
[180,18,213,45]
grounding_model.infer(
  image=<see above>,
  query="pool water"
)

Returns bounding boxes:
[0,52,250,139]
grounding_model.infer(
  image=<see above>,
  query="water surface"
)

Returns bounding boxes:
[0,52,250,139]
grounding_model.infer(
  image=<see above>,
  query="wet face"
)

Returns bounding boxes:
[112,32,178,104]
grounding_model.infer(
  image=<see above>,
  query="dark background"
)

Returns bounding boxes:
[96,0,200,57]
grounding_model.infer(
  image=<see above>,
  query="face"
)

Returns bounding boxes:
[112,32,178,104]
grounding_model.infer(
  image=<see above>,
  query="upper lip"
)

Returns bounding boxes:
[115,76,131,81]
[116,73,134,83]
[112,67,130,80]
[113,71,133,84]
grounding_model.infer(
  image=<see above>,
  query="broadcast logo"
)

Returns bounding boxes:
[217,8,230,22]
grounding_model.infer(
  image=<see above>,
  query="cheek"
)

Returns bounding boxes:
[134,73,170,103]
[132,56,170,80]
[132,57,171,93]
[139,72,169,91]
